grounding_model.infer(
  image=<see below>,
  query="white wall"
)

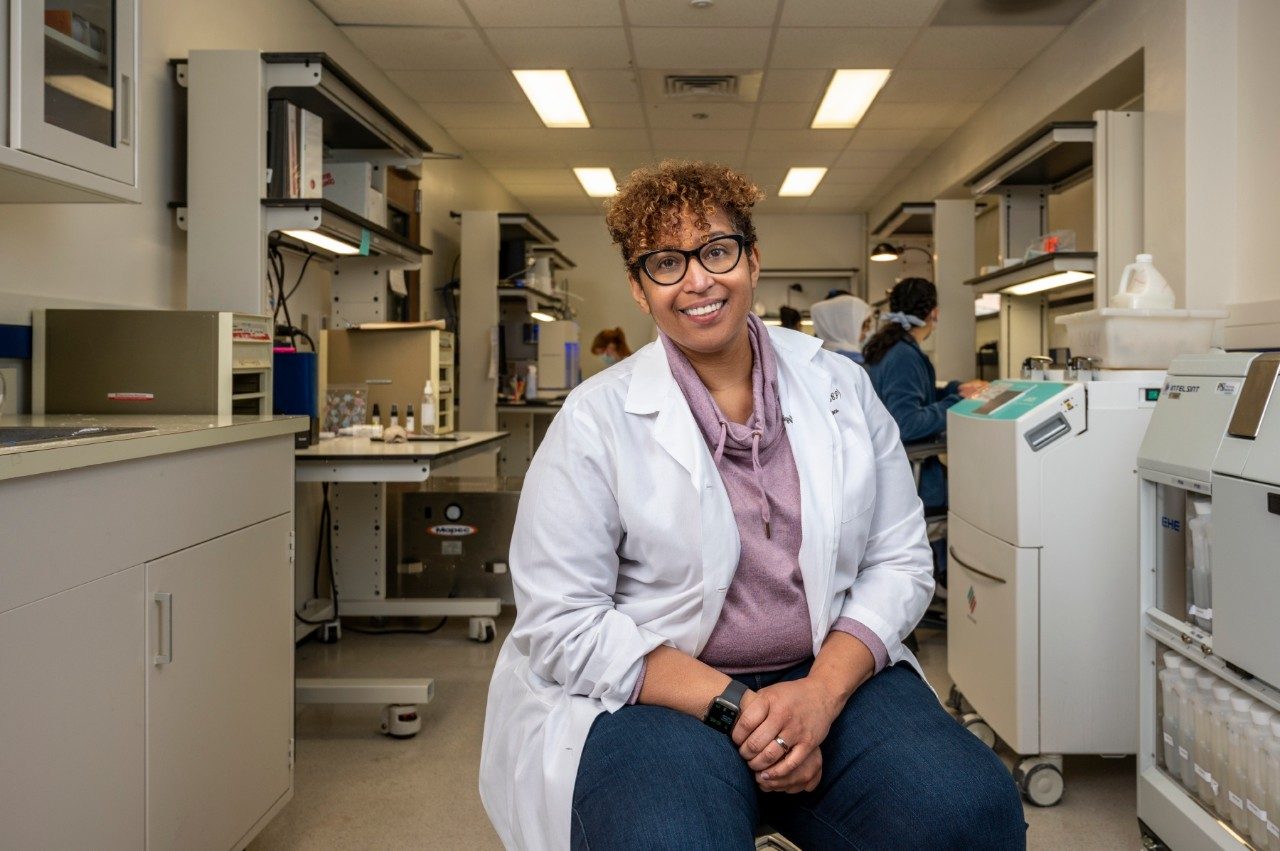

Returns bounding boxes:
[0,0,521,327]
[542,213,866,379]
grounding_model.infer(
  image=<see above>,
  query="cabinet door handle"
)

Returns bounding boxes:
[949,547,1007,585]
[153,592,173,665]
[118,74,133,147]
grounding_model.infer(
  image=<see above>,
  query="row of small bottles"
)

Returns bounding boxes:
[368,381,439,435]
[1159,651,1280,847]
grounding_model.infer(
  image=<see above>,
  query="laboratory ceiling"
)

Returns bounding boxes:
[312,0,1097,214]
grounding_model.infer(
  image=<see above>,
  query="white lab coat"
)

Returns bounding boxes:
[479,326,934,851]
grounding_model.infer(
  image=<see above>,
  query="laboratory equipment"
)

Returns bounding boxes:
[535,320,580,397]
[32,309,274,416]
[1137,349,1280,850]
[946,367,1163,805]
[326,324,454,435]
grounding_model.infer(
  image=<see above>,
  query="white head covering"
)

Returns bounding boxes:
[809,294,872,353]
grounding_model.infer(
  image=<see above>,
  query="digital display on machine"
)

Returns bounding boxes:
[974,389,1025,416]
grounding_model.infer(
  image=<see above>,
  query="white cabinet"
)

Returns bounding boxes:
[0,0,139,201]
[147,515,294,850]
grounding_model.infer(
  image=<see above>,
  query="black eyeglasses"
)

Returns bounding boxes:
[629,234,748,286]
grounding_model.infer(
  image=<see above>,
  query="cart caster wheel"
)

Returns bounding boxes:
[469,617,497,643]
[960,713,996,749]
[946,684,963,712]
[319,620,341,644]
[1016,759,1065,807]
[380,704,421,738]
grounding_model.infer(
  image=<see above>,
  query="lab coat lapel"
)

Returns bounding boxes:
[771,331,841,647]
[625,341,740,652]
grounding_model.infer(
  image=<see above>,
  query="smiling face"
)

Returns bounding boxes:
[627,207,760,359]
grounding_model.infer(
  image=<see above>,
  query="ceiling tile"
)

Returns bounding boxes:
[564,150,657,171]
[898,25,1062,69]
[824,167,894,184]
[651,129,750,152]
[388,70,523,102]
[858,101,981,129]
[313,0,472,26]
[486,27,632,69]
[752,102,816,130]
[750,129,854,151]
[489,169,581,188]
[418,101,542,128]
[572,69,643,102]
[584,102,647,129]
[340,27,497,71]
[769,28,915,69]
[743,149,838,168]
[646,103,755,130]
[932,0,1094,26]
[657,151,745,169]
[843,127,938,151]
[758,69,830,103]
[804,200,862,213]
[624,0,780,27]
[630,28,772,69]
[829,149,911,169]
[469,149,566,167]
[780,0,941,27]
[877,68,1016,102]
[463,0,623,27]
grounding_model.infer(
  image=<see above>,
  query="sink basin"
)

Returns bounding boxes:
[0,425,156,448]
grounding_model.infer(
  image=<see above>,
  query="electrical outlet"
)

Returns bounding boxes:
[0,367,18,415]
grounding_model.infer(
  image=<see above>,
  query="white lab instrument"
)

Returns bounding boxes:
[535,319,580,396]
[946,369,1163,805]
[1135,350,1280,850]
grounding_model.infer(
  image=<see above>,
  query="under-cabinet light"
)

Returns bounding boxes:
[1001,271,1094,296]
[811,69,891,129]
[529,310,557,322]
[779,168,827,197]
[46,75,114,110]
[514,70,590,128]
[281,229,362,255]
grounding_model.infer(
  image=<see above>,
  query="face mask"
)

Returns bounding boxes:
[601,354,618,367]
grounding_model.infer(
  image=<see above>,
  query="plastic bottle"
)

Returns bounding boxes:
[420,380,436,435]
[525,364,538,402]
[1160,653,1183,774]
[1265,716,1280,850]
[1111,253,1176,309]
[1186,496,1213,631]
[1212,682,1238,817]
[370,403,382,426]
[390,404,399,429]
[406,404,416,434]
[1177,664,1201,790]
[1228,694,1257,832]
[1248,706,1276,845]
[1193,671,1218,803]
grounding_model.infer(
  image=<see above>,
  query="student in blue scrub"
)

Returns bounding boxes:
[863,278,987,586]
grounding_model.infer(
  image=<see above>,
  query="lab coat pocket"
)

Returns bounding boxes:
[837,426,876,522]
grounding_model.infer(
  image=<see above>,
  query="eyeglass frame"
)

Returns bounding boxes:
[627,233,751,286]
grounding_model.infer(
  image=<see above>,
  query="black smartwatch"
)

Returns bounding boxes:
[703,680,748,734]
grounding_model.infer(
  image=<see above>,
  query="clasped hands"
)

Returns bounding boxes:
[730,677,843,794]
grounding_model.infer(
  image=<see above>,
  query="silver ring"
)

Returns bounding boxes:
[774,736,790,751]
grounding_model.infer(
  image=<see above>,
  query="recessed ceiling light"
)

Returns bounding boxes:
[778,167,827,197]
[811,69,891,129]
[513,70,590,128]
[690,0,713,8]
[574,167,618,197]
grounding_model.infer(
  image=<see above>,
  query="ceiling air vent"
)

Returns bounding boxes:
[664,75,739,99]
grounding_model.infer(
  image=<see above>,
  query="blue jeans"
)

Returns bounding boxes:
[571,662,1025,850]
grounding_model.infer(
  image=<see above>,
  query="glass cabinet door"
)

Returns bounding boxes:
[15,0,135,185]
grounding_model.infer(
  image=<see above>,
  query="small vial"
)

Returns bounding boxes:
[406,404,416,434]
[370,403,382,426]
[390,404,400,428]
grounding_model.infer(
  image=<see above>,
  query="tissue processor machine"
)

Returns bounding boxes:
[946,372,1163,805]
[1135,351,1278,849]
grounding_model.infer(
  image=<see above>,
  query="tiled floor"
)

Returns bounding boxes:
[250,616,1140,850]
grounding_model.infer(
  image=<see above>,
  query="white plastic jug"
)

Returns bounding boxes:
[1112,253,1176,309]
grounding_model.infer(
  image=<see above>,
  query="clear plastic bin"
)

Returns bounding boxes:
[1055,308,1226,369]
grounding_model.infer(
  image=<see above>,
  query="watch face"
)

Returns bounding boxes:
[705,698,738,734]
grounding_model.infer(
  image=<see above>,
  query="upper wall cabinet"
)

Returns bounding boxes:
[0,0,140,202]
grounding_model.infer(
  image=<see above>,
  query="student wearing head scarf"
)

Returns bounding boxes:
[809,294,873,365]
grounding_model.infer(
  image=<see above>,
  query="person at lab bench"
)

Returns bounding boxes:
[809,293,873,365]
[479,161,1023,851]
[778,305,802,331]
[590,326,632,366]
[863,277,988,586]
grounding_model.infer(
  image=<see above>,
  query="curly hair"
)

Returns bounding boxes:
[861,277,938,366]
[603,160,763,269]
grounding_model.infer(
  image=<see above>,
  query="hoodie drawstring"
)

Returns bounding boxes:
[750,428,770,539]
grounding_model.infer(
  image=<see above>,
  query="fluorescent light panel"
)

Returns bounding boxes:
[574,167,618,197]
[812,69,891,129]
[1001,270,1094,296]
[281,229,361,255]
[513,70,589,128]
[529,310,557,322]
[779,167,827,197]
[46,74,114,110]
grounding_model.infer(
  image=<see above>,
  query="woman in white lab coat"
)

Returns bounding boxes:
[479,161,1024,851]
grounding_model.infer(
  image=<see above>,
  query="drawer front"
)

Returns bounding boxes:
[1212,474,1280,689]
[947,511,1040,755]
